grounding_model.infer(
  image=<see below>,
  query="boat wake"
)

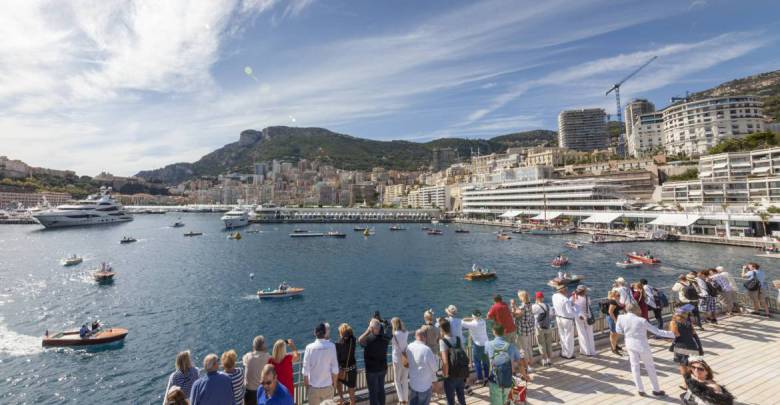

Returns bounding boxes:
[0,316,42,357]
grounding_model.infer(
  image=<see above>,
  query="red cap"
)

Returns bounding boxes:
[535,291,544,299]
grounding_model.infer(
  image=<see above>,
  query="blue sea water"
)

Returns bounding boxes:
[0,214,777,403]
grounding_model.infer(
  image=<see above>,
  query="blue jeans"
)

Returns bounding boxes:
[472,344,489,381]
[366,371,386,405]
[444,378,466,405]
[410,388,432,405]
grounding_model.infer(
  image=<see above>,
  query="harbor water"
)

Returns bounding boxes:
[0,214,777,403]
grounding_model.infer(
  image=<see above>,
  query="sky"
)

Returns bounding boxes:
[1,0,779,176]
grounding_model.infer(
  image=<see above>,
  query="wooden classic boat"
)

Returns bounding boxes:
[93,262,115,283]
[227,232,242,240]
[626,251,660,264]
[565,241,583,249]
[257,286,304,299]
[42,327,128,347]
[427,229,444,236]
[551,256,569,267]
[496,233,511,240]
[183,231,203,237]
[616,259,642,268]
[454,229,470,234]
[119,236,137,244]
[464,271,497,281]
[61,255,83,266]
[547,275,584,288]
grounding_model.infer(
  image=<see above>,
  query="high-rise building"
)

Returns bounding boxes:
[624,99,656,136]
[627,112,664,157]
[431,147,458,171]
[557,109,608,151]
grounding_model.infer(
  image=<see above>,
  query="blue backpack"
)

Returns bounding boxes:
[654,288,669,308]
[489,342,514,388]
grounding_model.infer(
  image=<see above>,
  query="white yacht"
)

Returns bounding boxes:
[221,208,249,229]
[32,188,133,228]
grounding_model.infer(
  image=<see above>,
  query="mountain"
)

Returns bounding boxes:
[690,69,780,121]
[136,127,558,184]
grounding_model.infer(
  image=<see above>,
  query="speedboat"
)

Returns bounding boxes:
[353,226,368,231]
[257,286,304,299]
[427,229,443,236]
[221,208,249,229]
[61,255,83,266]
[389,225,407,231]
[464,270,497,281]
[93,262,115,283]
[547,275,584,287]
[454,229,470,234]
[170,221,185,228]
[119,236,137,244]
[565,241,583,249]
[497,233,511,240]
[32,187,133,228]
[325,231,346,238]
[42,327,128,347]
[626,252,660,264]
[551,257,569,267]
[183,231,203,237]
[363,228,375,236]
[616,260,642,268]
[227,232,242,240]
[290,232,324,237]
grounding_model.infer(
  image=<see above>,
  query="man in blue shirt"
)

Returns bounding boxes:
[258,364,294,405]
[742,262,770,317]
[189,353,236,405]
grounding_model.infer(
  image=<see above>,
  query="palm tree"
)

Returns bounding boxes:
[759,211,770,237]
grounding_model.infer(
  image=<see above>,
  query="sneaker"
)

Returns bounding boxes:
[638,392,647,397]
[652,390,666,397]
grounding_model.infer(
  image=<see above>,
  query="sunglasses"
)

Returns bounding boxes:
[690,366,707,372]
[262,380,275,386]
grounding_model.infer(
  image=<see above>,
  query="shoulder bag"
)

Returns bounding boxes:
[338,338,352,381]
[393,335,409,368]
[586,296,596,325]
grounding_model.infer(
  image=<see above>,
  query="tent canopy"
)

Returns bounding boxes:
[582,212,623,224]
[499,210,522,218]
[530,211,563,221]
[648,214,701,227]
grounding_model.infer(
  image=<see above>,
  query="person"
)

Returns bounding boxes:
[615,302,674,397]
[268,339,298,396]
[485,324,530,405]
[164,351,201,404]
[632,282,649,320]
[571,285,596,356]
[552,283,580,359]
[79,324,90,339]
[189,353,236,405]
[335,323,357,405]
[712,267,737,315]
[243,336,271,405]
[358,318,392,405]
[614,277,636,307]
[742,263,770,317]
[510,290,536,370]
[391,317,409,405]
[420,310,440,355]
[407,328,438,405]
[673,274,704,329]
[221,350,245,405]
[531,292,554,366]
[670,304,703,390]
[696,270,718,324]
[462,309,489,384]
[91,320,100,332]
[487,294,516,336]
[302,323,339,405]
[444,305,464,344]
[165,386,190,405]
[640,279,664,328]
[438,319,467,405]
[681,357,734,405]
[606,290,624,356]
[257,364,294,405]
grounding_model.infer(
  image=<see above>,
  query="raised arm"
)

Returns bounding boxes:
[646,319,674,339]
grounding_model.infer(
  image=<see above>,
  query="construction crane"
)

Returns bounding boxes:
[605,55,657,123]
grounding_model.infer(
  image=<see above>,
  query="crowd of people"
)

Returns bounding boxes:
[163,263,778,405]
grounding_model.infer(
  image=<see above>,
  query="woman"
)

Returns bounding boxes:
[221,350,245,405]
[335,323,357,405]
[268,339,299,396]
[511,290,536,369]
[165,386,189,405]
[631,282,649,320]
[391,317,409,405]
[164,351,200,404]
[681,357,734,405]
[670,304,703,390]
[438,318,466,405]
[606,290,623,356]
[571,285,596,356]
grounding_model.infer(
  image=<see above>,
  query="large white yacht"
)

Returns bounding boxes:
[221,208,249,229]
[32,187,133,228]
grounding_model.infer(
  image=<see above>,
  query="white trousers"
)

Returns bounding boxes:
[557,318,575,358]
[627,349,660,393]
[574,317,596,356]
[393,362,409,402]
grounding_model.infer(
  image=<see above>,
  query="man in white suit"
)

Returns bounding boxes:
[616,302,674,397]
[552,284,580,359]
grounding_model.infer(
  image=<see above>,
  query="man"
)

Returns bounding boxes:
[714,266,738,315]
[358,318,392,405]
[461,310,489,385]
[189,353,236,405]
[243,335,271,405]
[302,323,339,405]
[79,324,90,339]
[485,324,530,405]
[257,364,293,405]
[672,274,703,329]
[487,294,516,336]
[613,277,635,307]
[742,263,770,317]
[531,291,554,366]
[445,305,464,343]
[552,284,580,359]
[420,310,440,354]
[615,302,674,397]
[640,279,664,328]
[407,328,438,405]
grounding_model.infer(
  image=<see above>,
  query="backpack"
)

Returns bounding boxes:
[706,280,721,297]
[654,288,669,308]
[443,337,470,380]
[489,342,514,388]
[743,276,760,291]
[599,300,610,315]
[534,303,551,329]
[683,283,700,301]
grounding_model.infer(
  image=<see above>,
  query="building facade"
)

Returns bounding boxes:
[627,112,664,157]
[558,109,608,151]
[698,147,780,180]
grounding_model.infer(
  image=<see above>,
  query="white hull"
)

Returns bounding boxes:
[223,217,249,229]
[34,213,133,228]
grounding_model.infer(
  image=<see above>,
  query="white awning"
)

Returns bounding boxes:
[751,167,772,174]
[712,162,728,169]
[499,210,522,218]
[648,214,701,227]
[698,171,712,177]
[582,212,623,224]
[531,211,563,221]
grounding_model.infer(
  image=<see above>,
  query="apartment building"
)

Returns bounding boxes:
[558,109,608,151]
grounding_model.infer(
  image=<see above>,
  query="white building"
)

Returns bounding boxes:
[661,176,780,207]
[408,185,450,210]
[698,147,780,180]
[558,109,608,151]
[626,112,664,157]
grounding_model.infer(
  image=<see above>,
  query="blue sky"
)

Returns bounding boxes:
[1,0,779,176]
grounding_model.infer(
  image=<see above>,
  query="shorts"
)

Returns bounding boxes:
[748,288,764,303]
[607,316,617,333]
[338,367,357,388]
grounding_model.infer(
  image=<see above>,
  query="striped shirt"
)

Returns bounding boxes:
[223,368,246,405]
[165,367,200,402]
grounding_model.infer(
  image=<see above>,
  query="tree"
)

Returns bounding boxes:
[758,211,770,237]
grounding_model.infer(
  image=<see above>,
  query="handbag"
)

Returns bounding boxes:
[338,337,352,381]
[586,296,596,325]
[744,276,760,291]
[394,335,409,368]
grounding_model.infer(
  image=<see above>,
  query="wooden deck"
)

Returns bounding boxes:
[430,313,779,405]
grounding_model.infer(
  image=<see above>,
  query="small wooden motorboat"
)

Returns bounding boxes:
[353,226,368,232]
[183,231,203,237]
[626,252,660,264]
[257,287,304,299]
[170,221,185,228]
[551,257,569,267]
[616,260,642,268]
[227,232,242,240]
[565,241,583,249]
[325,231,346,238]
[428,229,444,236]
[454,229,470,234]
[464,271,497,281]
[61,255,83,266]
[42,327,128,347]
[389,225,407,231]
[496,233,511,240]
[547,275,584,288]
[93,262,115,283]
[119,236,137,244]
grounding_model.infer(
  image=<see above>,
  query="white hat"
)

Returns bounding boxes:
[715,266,725,272]
[614,277,626,284]
[446,305,458,316]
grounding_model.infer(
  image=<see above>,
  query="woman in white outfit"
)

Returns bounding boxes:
[571,285,597,356]
[391,317,410,404]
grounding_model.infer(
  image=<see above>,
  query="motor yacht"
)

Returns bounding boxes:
[221,208,249,229]
[32,187,132,228]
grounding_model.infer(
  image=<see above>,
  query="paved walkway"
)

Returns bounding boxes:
[431,313,779,405]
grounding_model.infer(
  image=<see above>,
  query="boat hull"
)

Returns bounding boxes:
[33,214,133,228]
[626,254,660,264]
[42,328,128,347]
[257,288,304,299]
[223,218,249,229]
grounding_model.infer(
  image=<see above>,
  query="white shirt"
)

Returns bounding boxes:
[407,340,438,392]
[461,318,488,346]
[552,292,579,320]
[615,312,673,352]
[531,302,554,329]
[571,294,589,315]
[302,338,339,388]
[643,285,658,309]
[391,330,409,363]
[695,277,710,297]
[446,316,464,343]
[615,286,635,306]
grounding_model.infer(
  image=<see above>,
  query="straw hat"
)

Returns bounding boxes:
[446,305,458,316]
[686,274,697,281]
[575,285,589,293]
